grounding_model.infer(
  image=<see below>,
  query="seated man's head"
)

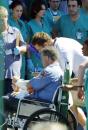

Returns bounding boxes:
[82,39,88,56]
[41,46,59,67]
[0,6,8,33]
[32,32,52,51]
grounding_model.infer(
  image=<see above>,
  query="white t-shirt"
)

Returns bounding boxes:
[54,37,88,76]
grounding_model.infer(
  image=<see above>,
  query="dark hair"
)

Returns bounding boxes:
[9,0,23,9]
[67,0,82,6]
[84,39,88,46]
[29,0,46,19]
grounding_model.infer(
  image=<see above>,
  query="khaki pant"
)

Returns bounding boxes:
[70,90,84,107]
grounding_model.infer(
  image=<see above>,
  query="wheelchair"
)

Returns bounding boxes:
[3,86,77,130]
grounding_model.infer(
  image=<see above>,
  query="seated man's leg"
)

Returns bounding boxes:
[3,95,19,113]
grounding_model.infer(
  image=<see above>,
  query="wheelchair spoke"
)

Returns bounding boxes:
[23,109,71,130]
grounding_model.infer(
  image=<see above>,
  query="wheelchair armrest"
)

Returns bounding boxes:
[61,85,81,91]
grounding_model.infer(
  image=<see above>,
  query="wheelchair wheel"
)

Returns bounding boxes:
[23,108,71,130]
[67,109,77,130]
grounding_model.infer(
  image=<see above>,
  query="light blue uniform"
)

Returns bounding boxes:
[56,14,88,44]
[27,19,51,42]
[0,26,24,123]
[8,16,28,79]
[44,8,64,32]
[29,62,63,102]
[2,26,25,79]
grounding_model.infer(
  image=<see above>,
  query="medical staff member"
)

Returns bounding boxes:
[44,0,64,37]
[27,0,51,42]
[8,0,29,79]
[55,0,88,44]
[0,6,26,95]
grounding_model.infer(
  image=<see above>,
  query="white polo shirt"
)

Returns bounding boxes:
[54,37,88,76]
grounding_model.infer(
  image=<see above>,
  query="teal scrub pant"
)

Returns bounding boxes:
[84,69,88,130]
[85,90,88,130]
[0,80,4,130]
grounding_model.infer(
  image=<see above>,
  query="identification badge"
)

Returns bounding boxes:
[76,31,83,40]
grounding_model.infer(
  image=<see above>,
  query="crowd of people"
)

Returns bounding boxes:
[0,0,88,129]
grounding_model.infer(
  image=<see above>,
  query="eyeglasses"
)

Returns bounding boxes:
[51,1,60,3]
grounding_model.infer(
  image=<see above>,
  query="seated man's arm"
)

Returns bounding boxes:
[27,70,52,93]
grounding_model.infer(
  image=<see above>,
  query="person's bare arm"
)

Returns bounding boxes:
[77,60,88,100]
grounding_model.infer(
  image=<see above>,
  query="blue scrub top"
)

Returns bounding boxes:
[84,68,88,130]
[27,44,43,79]
[27,19,51,42]
[80,8,88,17]
[44,8,64,32]
[0,0,9,10]
[56,14,88,44]
[8,16,28,42]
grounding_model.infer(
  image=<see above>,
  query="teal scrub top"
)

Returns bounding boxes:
[8,16,28,42]
[27,19,51,42]
[44,8,64,31]
[27,44,43,79]
[0,36,5,80]
[56,14,88,44]
[84,69,88,130]
[80,8,88,17]
[0,0,9,10]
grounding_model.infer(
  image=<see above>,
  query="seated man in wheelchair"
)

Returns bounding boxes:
[4,46,63,111]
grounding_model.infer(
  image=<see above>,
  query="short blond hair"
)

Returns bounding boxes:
[32,32,52,46]
[0,6,8,17]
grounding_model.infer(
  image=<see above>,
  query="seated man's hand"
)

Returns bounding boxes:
[78,87,84,100]
[27,83,35,94]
